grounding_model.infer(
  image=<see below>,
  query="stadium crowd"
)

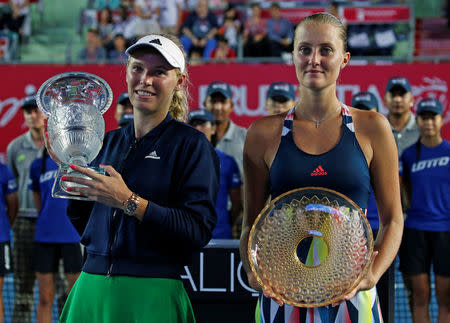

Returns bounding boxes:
[0,0,434,62]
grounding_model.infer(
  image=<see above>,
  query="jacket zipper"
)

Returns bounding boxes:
[106,210,118,279]
[106,139,138,279]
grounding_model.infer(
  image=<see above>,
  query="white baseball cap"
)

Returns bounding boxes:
[126,35,185,73]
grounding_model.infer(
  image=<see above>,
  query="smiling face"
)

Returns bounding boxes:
[416,112,444,139]
[126,49,182,118]
[293,22,349,92]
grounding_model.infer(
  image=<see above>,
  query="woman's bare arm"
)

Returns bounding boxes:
[239,116,283,291]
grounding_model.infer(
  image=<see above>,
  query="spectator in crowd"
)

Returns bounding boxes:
[242,2,269,57]
[240,12,403,322]
[399,97,450,323]
[96,7,115,48]
[55,33,219,323]
[95,0,121,10]
[329,1,347,27]
[384,76,420,156]
[265,81,296,115]
[209,35,236,62]
[383,76,420,322]
[29,148,82,323]
[0,0,31,43]
[6,95,44,323]
[266,2,293,57]
[352,90,395,323]
[107,33,128,61]
[384,79,420,310]
[133,0,161,37]
[112,4,136,41]
[180,0,219,59]
[0,162,18,323]
[188,109,242,239]
[187,47,203,65]
[78,27,107,63]
[203,80,246,177]
[217,3,242,51]
[114,91,133,126]
[158,0,183,35]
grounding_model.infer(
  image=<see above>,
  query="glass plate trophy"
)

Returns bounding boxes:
[248,187,373,307]
[36,72,113,200]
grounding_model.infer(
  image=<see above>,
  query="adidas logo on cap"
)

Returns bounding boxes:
[149,38,162,46]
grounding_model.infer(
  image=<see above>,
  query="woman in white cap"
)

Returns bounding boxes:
[56,33,220,323]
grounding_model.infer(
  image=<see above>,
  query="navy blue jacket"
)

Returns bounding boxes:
[68,114,220,278]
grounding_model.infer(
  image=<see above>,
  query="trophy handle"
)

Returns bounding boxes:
[43,119,63,165]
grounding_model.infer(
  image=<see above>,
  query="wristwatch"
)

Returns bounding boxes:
[123,193,139,216]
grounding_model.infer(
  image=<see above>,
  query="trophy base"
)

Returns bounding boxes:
[52,164,105,201]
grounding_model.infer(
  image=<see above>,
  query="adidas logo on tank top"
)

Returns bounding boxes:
[310,165,327,176]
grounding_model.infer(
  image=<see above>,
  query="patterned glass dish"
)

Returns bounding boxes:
[248,187,373,307]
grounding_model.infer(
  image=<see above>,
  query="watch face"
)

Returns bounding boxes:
[126,201,138,215]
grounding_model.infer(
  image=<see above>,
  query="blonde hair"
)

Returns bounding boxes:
[127,33,190,122]
[294,12,347,53]
[162,33,190,122]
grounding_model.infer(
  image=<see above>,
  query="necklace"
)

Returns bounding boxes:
[296,104,341,128]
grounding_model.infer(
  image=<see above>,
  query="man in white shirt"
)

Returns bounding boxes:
[158,0,183,35]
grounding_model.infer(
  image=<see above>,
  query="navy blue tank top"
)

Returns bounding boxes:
[269,104,370,209]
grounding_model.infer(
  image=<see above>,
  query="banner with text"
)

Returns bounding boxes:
[0,63,449,160]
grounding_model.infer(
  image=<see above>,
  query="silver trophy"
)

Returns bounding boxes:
[36,72,113,200]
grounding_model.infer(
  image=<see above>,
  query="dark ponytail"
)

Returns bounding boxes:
[415,137,422,162]
[40,147,48,176]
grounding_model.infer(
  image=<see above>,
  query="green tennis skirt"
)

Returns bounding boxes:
[59,272,196,323]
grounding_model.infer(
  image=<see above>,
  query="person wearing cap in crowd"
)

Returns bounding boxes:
[399,97,450,323]
[265,81,296,115]
[188,109,242,239]
[384,76,420,156]
[28,146,82,323]
[203,80,247,178]
[384,76,419,319]
[6,95,44,323]
[114,91,133,127]
[55,33,219,323]
[352,90,396,323]
[0,161,18,323]
[352,91,378,112]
